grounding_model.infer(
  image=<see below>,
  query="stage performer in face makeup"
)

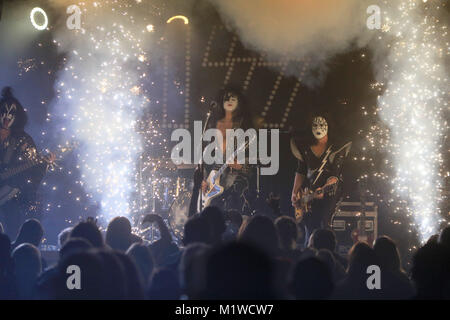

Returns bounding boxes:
[291,116,352,246]
[0,87,55,239]
[194,86,254,216]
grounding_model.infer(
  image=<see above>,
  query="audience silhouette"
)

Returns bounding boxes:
[1,204,449,300]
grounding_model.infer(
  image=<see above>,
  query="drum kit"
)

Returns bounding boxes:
[137,156,265,244]
[137,157,197,243]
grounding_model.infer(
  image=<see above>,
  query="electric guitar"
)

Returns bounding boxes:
[198,136,255,211]
[294,176,338,223]
[0,143,76,206]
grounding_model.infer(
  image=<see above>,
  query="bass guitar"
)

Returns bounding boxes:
[0,143,76,206]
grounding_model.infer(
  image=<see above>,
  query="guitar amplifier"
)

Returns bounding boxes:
[331,201,378,256]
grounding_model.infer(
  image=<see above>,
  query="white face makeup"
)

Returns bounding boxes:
[312,116,328,139]
[223,93,239,112]
[0,103,17,129]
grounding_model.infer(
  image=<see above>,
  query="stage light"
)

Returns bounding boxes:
[30,7,48,30]
[166,15,189,25]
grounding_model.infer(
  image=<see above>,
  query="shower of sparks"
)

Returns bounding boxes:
[375,0,448,242]
[53,1,154,222]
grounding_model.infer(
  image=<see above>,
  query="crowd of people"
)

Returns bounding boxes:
[0,206,449,300]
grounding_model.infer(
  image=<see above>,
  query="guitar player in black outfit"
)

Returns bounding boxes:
[291,116,351,246]
[196,87,254,216]
[0,87,53,239]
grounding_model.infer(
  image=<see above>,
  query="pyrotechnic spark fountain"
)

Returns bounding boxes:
[375,0,448,242]
[53,1,152,222]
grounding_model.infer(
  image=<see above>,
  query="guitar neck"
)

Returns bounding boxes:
[215,161,229,178]
[213,140,253,179]
[0,160,38,181]
[0,143,75,183]
[316,182,337,195]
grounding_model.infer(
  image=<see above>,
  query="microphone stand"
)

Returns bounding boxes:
[197,104,215,212]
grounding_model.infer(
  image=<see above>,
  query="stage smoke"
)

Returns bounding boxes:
[210,0,371,86]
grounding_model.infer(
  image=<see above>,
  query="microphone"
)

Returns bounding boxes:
[206,100,218,117]
[209,100,218,109]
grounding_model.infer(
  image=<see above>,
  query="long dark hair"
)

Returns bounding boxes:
[0,87,28,134]
[210,85,252,130]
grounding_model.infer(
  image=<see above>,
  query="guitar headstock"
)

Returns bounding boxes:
[44,141,79,159]
[23,146,41,163]
[41,141,79,170]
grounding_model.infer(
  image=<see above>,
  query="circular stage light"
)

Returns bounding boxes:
[30,7,48,30]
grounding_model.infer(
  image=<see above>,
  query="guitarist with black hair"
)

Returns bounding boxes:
[197,86,254,215]
[0,87,54,239]
[291,116,351,246]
